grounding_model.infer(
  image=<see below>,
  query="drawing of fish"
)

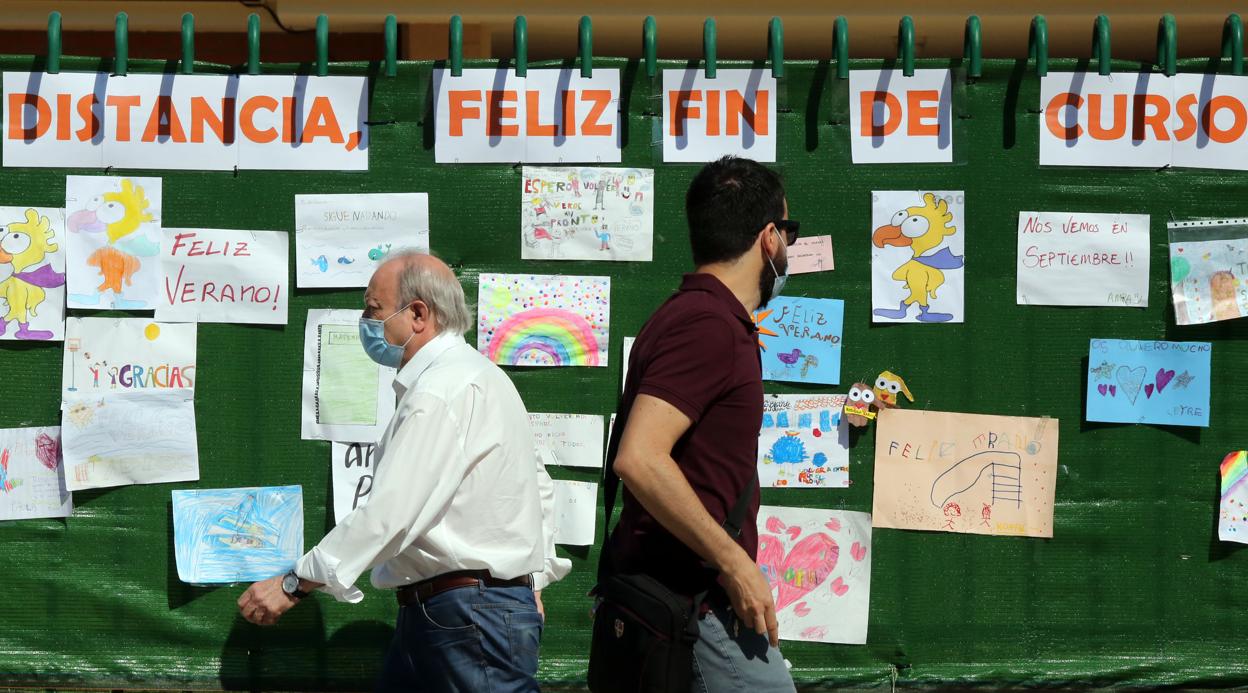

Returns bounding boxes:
[310,255,328,272]
[1090,361,1114,381]
[1174,370,1195,389]
[368,244,392,261]
[337,256,354,265]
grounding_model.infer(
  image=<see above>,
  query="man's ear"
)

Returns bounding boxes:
[411,300,432,330]
[759,222,779,253]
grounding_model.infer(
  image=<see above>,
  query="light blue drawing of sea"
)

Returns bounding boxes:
[172,485,303,584]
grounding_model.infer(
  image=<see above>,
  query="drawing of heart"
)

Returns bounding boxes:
[757,532,839,611]
[793,602,811,617]
[851,541,867,562]
[1097,384,1108,396]
[1116,366,1146,405]
[765,516,786,533]
[825,519,841,532]
[786,526,802,540]
[1156,368,1176,392]
[1110,385,1117,396]
[830,577,849,596]
[1144,384,1154,399]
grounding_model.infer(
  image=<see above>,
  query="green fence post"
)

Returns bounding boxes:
[1029,15,1048,77]
[247,13,261,75]
[579,16,593,77]
[315,14,329,76]
[964,15,982,79]
[114,12,128,76]
[47,12,61,74]
[1093,14,1111,76]
[768,17,784,78]
[384,14,397,77]
[643,16,657,79]
[1156,14,1176,77]
[832,16,848,79]
[449,15,463,76]
[1223,14,1243,75]
[898,15,915,76]
[514,16,527,77]
[181,13,194,75]
[703,18,716,78]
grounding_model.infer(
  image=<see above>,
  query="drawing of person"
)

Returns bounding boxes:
[594,183,606,210]
[942,501,961,530]
[1211,271,1243,321]
[981,503,992,527]
[569,174,581,197]
[596,224,611,251]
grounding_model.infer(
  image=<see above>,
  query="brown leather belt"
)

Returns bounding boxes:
[395,569,532,606]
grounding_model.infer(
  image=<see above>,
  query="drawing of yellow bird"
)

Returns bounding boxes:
[873,371,914,409]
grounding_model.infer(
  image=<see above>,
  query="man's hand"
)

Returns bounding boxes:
[719,550,779,647]
[237,575,299,626]
[535,590,546,622]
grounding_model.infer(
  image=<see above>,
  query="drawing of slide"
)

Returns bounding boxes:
[929,451,1023,509]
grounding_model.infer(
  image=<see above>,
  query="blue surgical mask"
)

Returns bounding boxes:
[359,302,414,368]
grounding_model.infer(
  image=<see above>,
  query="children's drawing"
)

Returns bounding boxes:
[61,390,199,491]
[520,167,654,262]
[301,309,397,443]
[1167,219,1248,325]
[477,273,610,367]
[60,318,197,396]
[1220,451,1248,543]
[756,506,871,644]
[172,486,303,584]
[871,191,965,323]
[0,426,72,521]
[759,394,849,488]
[331,442,375,524]
[0,208,66,340]
[530,413,605,469]
[552,479,598,546]
[873,409,1058,537]
[1085,339,1212,428]
[753,297,844,385]
[64,176,162,310]
[294,193,430,288]
[872,371,913,410]
[842,383,877,428]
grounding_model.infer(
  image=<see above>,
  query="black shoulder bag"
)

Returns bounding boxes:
[587,444,757,693]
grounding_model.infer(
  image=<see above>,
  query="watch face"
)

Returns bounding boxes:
[282,573,299,594]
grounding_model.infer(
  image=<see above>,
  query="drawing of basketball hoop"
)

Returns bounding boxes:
[66,338,81,391]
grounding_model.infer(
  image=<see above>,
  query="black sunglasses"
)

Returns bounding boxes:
[773,219,800,246]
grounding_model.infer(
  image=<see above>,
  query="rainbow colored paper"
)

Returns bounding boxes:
[477,273,610,367]
[1220,451,1248,544]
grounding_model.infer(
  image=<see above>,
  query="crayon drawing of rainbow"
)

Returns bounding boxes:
[486,308,600,366]
[1221,451,1248,499]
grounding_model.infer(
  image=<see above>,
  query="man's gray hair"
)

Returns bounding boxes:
[390,250,473,335]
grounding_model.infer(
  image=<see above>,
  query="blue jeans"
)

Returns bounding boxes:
[691,604,796,693]
[376,583,542,693]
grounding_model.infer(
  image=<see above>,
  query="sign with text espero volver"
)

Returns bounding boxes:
[3,72,369,170]
[1040,72,1248,170]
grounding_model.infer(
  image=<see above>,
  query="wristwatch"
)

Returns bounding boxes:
[281,571,310,600]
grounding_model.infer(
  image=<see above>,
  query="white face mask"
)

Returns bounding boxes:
[761,227,788,306]
[358,302,415,368]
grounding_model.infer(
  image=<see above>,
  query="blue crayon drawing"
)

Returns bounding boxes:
[172,485,303,584]
[754,297,844,385]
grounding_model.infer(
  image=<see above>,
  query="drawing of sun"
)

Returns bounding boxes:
[65,401,98,428]
[144,323,160,340]
[753,309,779,350]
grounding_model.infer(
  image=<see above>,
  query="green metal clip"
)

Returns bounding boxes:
[832,16,848,80]
[449,15,463,77]
[247,13,261,75]
[315,14,328,76]
[1093,14,1111,76]
[114,12,128,76]
[47,11,61,74]
[1029,15,1048,77]
[1156,14,1176,77]
[181,13,194,75]
[643,16,657,79]
[898,15,915,77]
[1223,14,1243,75]
[514,16,527,77]
[579,16,593,78]
[703,18,717,79]
[384,15,397,77]
[768,17,784,78]
[964,15,982,79]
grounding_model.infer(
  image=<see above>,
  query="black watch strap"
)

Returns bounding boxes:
[283,571,310,600]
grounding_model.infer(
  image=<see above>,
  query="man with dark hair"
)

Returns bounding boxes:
[602,155,798,690]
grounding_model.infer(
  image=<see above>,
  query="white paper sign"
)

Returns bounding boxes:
[1171,74,1248,171]
[521,166,653,261]
[1039,72,1173,168]
[531,413,604,469]
[157,228,288,324]
[4,72,368,170]
[621,336,635,393]
[64,175,163,311]
[1016,211,1150,307]
[295,193,430,288]
[787,235,835,274]
[870,190,965,323]
[433,68,621,163]
[61,317,197,396]
[552,479,597,546]
[0,426,72,521]
[849,69,953,163]
[663,69,777,162]
[330,441,375,523]
[301,309,397,443]
[62,390,199,491]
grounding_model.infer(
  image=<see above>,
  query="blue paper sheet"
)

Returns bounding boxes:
[172,486,304,584]
[1085,339,1212,427]
[755,297,844,385]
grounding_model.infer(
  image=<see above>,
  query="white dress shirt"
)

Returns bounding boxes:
[296,331,572,602]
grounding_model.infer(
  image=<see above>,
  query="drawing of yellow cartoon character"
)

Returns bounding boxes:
[872,192,964,323]
[67,178,158,309]
[0,209,66,340]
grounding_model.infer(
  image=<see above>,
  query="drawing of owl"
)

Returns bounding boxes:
[843,383,877,427]
[872,370,913,409]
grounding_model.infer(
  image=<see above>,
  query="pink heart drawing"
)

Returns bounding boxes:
[851,541,867,562]
[1156,368,1176,392]
[830,577,849,596]
[824,519,841,532]
[800,625,828,640]
[765,516,786,534]
[786,526,803,541]
[1097,384,1108,396]
[1144,384,1155,399]
[793,602,811,617]
[1110,385,1117,396]
[756,532,839,612]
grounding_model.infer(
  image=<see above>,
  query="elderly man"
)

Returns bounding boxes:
[238,251,570,693]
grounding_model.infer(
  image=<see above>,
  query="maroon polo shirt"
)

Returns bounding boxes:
[606,272,763,597]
